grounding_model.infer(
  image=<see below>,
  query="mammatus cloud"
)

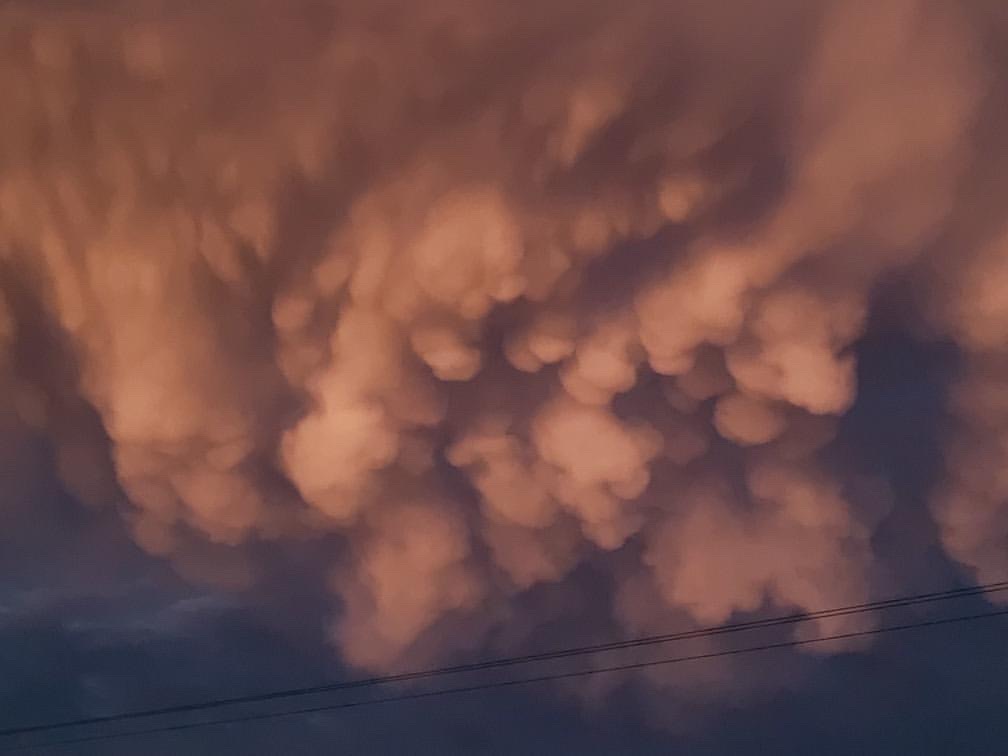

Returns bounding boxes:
[1,0,1006,700]
[930,227,1008,589]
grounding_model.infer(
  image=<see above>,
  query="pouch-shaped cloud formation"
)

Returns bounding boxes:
[1,0,1006,683]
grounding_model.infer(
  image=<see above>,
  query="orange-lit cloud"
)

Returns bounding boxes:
[1,0,1006,700]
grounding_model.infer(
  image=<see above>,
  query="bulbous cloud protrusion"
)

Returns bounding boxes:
[0,0,1004,683]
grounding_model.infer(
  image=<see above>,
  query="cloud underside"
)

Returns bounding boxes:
[1,0,1007,686]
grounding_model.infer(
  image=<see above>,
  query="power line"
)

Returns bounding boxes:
[9,606,1008,753]
[3,580,1006,741]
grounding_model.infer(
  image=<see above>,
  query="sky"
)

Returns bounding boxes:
[2,0,1008,753]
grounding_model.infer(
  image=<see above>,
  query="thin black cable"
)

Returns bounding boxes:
[10,606,1008,753]
[3,580,1006,740]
